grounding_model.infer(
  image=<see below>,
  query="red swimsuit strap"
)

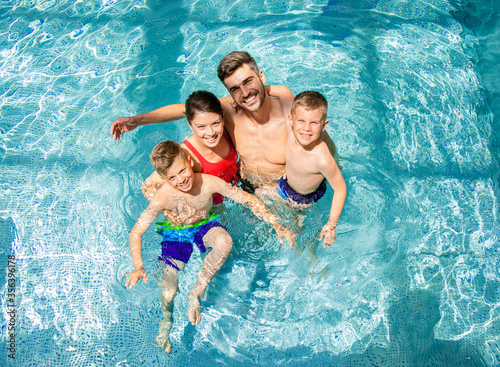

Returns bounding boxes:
[182,139,206,165]
[183,131,238,205]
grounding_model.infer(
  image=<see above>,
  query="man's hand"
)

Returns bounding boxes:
[111,117,138,140]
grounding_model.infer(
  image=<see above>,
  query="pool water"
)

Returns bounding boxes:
[1,0,499,366]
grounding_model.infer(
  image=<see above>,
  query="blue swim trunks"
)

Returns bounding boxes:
[276,175,327,205]
[155,212,226,270]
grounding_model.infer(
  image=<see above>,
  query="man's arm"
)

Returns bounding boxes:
[111,104,185,140]
[121,199,163,288]
[265,85,294,116]
[317,148,347,247]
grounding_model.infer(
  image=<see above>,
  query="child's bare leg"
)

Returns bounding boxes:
[188,227,232,325]
[156,261,185,353]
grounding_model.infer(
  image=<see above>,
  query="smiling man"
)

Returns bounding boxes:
[111,51,334,192]
[214,51,289,191]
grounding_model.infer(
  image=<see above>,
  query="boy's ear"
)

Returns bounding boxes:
[259,70,266,85]
[322,119,329,131]
[187,155,194,167]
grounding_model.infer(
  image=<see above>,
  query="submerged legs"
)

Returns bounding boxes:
[188,226,232,325]
[155,226,232,352]
[156,261,184,353]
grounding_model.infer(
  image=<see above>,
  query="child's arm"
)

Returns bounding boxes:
[216,182,295,248]
[265,85,294,116]
[320,130,338,158]
[142,171,166,201]
[317,149,347,247]
[111,103,185,141]
[121,198,164,288]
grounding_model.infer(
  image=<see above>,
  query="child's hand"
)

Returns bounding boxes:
[318,218,338,247]
[274,223,295,249]
[121,268,148,289]
[142,181,163,201]
[229,98,240,112]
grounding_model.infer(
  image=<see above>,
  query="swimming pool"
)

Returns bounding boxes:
[1,0,498,365]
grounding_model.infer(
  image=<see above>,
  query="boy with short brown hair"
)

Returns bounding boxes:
[122,141,294,354]
[267,89,347,246]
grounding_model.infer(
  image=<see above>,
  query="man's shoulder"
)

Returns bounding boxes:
[268,96,290,123]
[270,86,293,116]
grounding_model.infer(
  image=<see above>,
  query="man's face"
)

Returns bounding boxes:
[223,64,266,112]
[164,155,194,192]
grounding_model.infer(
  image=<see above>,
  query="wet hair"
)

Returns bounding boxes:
[150,141,187,177]
[184,90,223,123]
[291,91,328,122]
[217,51,259,83]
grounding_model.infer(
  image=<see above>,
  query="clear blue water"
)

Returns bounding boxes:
[0,0,499,366]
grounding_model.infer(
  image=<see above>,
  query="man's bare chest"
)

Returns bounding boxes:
[233,120,285,149]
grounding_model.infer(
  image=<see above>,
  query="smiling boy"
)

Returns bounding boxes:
[122,141,294,354]
[269,90,347,247]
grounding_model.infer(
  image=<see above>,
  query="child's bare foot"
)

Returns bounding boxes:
[156,316,173,353]
[156,333,172,353]
[187,292,202,325]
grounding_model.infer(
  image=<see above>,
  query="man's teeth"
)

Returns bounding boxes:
[244,95,256,103]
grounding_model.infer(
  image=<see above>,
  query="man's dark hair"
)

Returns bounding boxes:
[217,51,259,83]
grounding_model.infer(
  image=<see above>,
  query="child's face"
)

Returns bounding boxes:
[290,106,328,147]
[189,112,225,149]
[164,155,195,192]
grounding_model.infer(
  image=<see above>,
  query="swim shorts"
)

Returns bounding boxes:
[276,175,327,205]
[236,170,258,194]
[155,212,226,270]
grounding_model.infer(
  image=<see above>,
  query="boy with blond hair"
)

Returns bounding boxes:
[122,141,294,354]
[266,89,347,246]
